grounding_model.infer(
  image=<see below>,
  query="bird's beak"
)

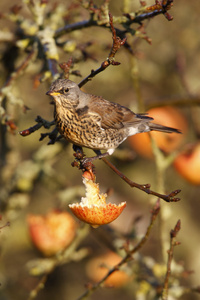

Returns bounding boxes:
[46,91,60,96]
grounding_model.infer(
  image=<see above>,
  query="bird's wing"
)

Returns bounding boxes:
[81,95,137,129]
[75,94,154,129]
[87,95,155,129]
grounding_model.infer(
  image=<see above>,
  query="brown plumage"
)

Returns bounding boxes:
[46,79,181,159]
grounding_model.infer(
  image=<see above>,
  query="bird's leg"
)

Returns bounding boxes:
[81,150,110,164]
[72,144,109,165]
[73,144,83,153]
[72,145,110,164]
[73,145,85,160]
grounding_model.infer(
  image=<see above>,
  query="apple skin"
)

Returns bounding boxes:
[173,143,200,185]
[128,106,188,158]
[86,252,131,287]
[27,210,77,256]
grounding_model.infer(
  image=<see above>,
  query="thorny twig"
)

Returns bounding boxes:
[19,116,55,136]
[59,58,74,79]
[101,157,181,202]
[124,0,174,24]
[54,0,174,39]
[78,13,126,88]
[71,147,180,203]
[162,219,181,300]
[59,58,82,79]
[76,200,160,300]
[19,116,61,144]
[108,13,127,61]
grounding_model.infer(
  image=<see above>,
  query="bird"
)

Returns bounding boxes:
[46,79,181,161]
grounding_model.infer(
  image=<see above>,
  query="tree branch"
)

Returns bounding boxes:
[162,219,181,300]
[102,157,181,202]
[78,13,126,88]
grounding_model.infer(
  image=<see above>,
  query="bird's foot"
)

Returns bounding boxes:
[72,146,109,171]
[81,157,93,165]
[73,145,85,160]
[81,150,109,165]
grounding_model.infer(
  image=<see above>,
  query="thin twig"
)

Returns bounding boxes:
[102,157,181,202]
[28,275,48,300]
[71,148,181,202]
[0,221,10,230]
[162,219,181,300]
[19,116,55,137]
[54,0,174,39]
[78,13,126,88]
[124,0,174,23]
[130,199,160,253]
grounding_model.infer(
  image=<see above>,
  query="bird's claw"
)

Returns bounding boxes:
[81,156,94,166]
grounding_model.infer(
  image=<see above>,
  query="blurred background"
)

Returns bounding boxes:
[0,0,200,299]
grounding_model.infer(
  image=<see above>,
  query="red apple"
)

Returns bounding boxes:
[27,210,77,256]
[173,143,200,185]
[86,251,131,287]
[128,106,187,158]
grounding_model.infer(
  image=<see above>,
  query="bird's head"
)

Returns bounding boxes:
[46,79,80,107]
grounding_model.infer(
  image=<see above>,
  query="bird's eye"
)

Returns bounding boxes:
[59,88,69,94]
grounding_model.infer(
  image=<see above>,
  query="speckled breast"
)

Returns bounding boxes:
[54,108,127,150]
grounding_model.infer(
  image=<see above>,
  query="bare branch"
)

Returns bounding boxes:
[162,219,181,300]
[19,116,58,144]
[101,157,181,202]
[78,13,126,88]
[54,0,174,39]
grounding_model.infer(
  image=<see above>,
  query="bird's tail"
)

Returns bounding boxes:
[149,123,181,134]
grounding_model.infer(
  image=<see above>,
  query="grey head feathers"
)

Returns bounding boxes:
[47,79,81,106]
